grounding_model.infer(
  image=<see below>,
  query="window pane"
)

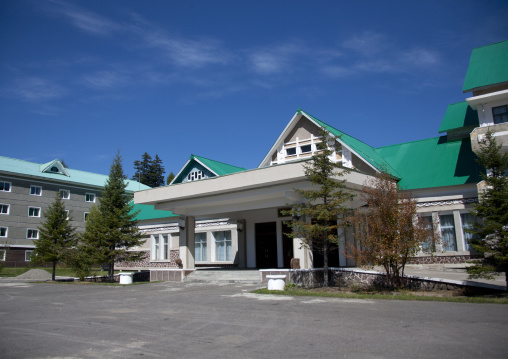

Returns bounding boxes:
[301,144,312,153]
[440,215,457,251]
[162,234,169,260]
[461,213,477,251]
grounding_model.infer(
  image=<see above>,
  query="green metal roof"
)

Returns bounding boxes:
[463,40,508,93]
[298,109,400,179]
[0,156,150,192]
[191,155,246,176]
[375,137,484,190]
[172,154,246,184]
[131,203,177,221]
[439,102,478,133]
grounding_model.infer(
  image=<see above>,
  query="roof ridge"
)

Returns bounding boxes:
[472,39,508,50]
[192,154,246,169]
[375,136,444,150]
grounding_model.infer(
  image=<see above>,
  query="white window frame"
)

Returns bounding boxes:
[459,211,477,252]
[0,227,7,238]
[28,207,41,217]
[151,233,171,261]
[0,203,10,215]
[212,230,232,262]
[65,210,70,220]
[0,249,5,261]
[60,189,70,200]
[27,229,39,239]
[0,181,11,192]
[85,193,96,203]
[25,250,34,262]
[195,232,207,262]
[30,185,42,196]
[438,212,457,252]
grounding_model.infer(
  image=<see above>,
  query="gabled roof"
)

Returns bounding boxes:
[260,109,400,178]
[463,40,508,93]
[40,159,70,177]
[375,137,483,190]
[0,155,150,192]
[438,102,479,133]
[171,154,246,184]
[131,203,177,221]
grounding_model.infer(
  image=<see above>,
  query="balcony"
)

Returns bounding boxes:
[470,122,508,155]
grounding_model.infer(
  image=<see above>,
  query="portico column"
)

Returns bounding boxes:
[236,219,247,268]
[179,216,195,270]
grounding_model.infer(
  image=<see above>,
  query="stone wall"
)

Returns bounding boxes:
[408,255,479,265]
[115,250,181,269]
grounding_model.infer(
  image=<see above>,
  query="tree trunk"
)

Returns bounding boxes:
[323,238,329,287]
[52,261,56,281]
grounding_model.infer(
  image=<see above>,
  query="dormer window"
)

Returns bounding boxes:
[300,144,312,153]
[187,170,204,182]
[492,105,508,124]
[50,166,60,173]
[286,148,297,156]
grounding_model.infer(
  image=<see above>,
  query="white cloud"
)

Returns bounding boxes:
[82,71,127,89]
[342,31,387,56]
[401,48,440,66]
[5,77,65,102]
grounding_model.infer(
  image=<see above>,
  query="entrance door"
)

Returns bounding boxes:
[255,222,278,269]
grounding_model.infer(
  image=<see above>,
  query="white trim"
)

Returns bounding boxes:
[0,203,10,215]
[28,206,41,217]
[26,228,39,239]
[0,181,11,192]
[193,158,219,177]
[60,189,70,200]
[0,174,105,191]
[85,192,96,203]
[30,185,42,196]
[170,158,192,185]
[0,244,36,248]
[25,250,34,261]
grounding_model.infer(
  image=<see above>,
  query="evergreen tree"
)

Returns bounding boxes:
[468,130,508,289]
[60,159,69,168]
[284,129,354,286]
[33,193,77,280]
[83,151,144,281]
[132,153,166,187]
[167,171,175,185]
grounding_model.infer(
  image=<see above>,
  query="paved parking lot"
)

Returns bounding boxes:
[1,281,507,359]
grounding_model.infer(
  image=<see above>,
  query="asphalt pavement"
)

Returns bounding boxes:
[1,279,507,358]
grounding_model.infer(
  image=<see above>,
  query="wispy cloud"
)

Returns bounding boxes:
[246,43,302,75]
[342,31,387,56]
[82,70,127,89]
[4,77,65,102]
[47,0,120,36]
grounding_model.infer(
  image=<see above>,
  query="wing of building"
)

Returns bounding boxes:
[0,157,150,266]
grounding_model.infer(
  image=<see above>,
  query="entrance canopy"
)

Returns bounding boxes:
[134,161,369,218]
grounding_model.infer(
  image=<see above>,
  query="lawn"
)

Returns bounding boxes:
[252,286,508,304]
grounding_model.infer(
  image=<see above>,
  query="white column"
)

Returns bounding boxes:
[454,210,465,252]
[178,216,195,269]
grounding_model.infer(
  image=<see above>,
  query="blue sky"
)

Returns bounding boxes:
[1,0,507,180]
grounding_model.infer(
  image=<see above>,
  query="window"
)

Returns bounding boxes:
[439,215,457,251]
[85,193,95,203]
[30,185,42,196]
[28,207,41,217]
[50,166,60,173]
[60,190,70,200]
[0,249,5,261]
[492,105,508,124]
[162,234,169,260]
[65,210,70,220]
[84,212,89,221]
[0,227,7,238]
[195,232,207,262]
[461,213,477,251]
[152,235,160,260]
[300,144,312,153]
[0,181,11,192]
[420,215,435,252]
[187,170,205,182]
[27,229,39,239]
[25,250,34,262]
[0,204,9,215]
[214,231,232,261]
[286,147,297,156]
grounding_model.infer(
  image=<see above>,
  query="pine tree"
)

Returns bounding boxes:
[167,171,175,185]
[468,130,508,288]
[33,193,77,280]
[83,151,145,281]
[284,129,354,286]
[150,154,166,187]
[132,153,166,187]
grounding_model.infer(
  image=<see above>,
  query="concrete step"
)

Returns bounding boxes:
[184,270,262,284]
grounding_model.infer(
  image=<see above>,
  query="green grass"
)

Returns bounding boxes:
[0,267,114,278]
[252,287,508,304]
